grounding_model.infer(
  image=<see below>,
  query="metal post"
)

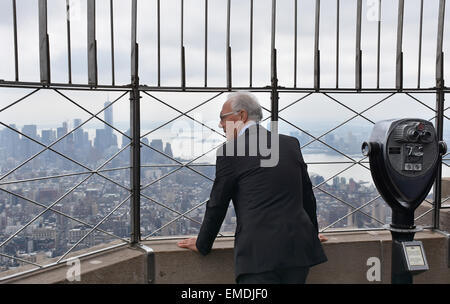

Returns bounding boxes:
[130,0,141,244]
[66,0,72,84]
[226,0,232,90]
[314,0,320,91]
[395,0,404,91]
[204,0,208,87]
[336,0,340,89]
[110,0,115,86]
[130,84,141,244]
[355,0,362,91]
[12,0,19,82]
[271,0,278,121]
[433,0,446,230]
[250,0,253,87]
[434,72,444,230]
[294,0,298,88]
[417,0,424,89]
[157,0,161,87]
[87,0,97,87]
[377,0,381,89]
[38,0,50,84]
[181,0,186,90]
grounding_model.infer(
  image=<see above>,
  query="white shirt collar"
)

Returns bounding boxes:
[238,120,257,136]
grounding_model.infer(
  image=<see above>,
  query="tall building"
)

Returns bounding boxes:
[73,118,84,148]
[104,101,113,127]
[94,128,107,151]
[22,125,37,139]
[21,125,38,157]
[150,139,163,152]
[164,143,173,158]
[1,124,21,158]
[41,129,56,145]
[73,118,82,128]
[56,122,68,139]
[95,101,117,151]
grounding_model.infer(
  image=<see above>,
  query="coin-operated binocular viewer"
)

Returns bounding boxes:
[362,119,447,284]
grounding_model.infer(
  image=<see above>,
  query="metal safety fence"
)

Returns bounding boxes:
[0,0,448,279]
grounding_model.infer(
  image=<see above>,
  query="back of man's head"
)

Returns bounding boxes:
[228,91,263,123]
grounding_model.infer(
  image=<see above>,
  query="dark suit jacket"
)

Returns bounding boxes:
[196,124,327,279]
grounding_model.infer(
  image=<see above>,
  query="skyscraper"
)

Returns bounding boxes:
[73,118,84,148]
[41,129,56,145]
[21,125,39,157]
[73,118,82,128]
[104,101,113,128]
[103,101,117,149]
[164,143,173,158]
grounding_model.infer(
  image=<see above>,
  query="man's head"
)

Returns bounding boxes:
[219,91,263,140]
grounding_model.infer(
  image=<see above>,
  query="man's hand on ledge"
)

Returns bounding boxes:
[177,237,199,252]
[319,234,328,242]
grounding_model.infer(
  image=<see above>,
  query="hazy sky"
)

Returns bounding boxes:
[0,0,448,129]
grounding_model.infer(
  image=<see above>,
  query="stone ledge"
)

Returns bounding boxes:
[1,230,449,284]
[1,244,146,284]
[144,230,450,284]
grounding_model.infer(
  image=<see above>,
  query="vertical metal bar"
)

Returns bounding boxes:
[271,0,278,121]
[436,0,446,85]
[181,0,186,89]
[336,0,340,89]
[417,0,424,89]
[39,0,50,84]
[377,0,381,89]
[66,0,72,84]
[181,46,186,89]
[356,0,362,91]
[294,0,297,88]
[433,0,446,230]
[181,0,184,47]
[130,0,141,244]
[395,0,404,91]
[250,0,253,87]
[87,0,97,86]
[271,0,276,60]
[110,0,115,86]
[227,46,232,90]
[271,49,278,121]
[314,0,320,91]
[435,67,445,230]
[204,0,208,87]
[130,88,141,245]
[131,0,138,83]
[226,0,231,90]
[12,0,19,82]
[157,0,161,86]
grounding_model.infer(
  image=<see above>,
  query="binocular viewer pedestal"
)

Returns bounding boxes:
[384,223,428,284]
[363,118,446,284]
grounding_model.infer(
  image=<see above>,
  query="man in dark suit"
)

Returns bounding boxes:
[178,92,327,284]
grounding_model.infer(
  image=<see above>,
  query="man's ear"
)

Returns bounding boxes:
[241,110,248,122]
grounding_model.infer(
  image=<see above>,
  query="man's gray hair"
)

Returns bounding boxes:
[228,91,263,122]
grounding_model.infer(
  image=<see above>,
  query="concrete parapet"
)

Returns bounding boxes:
[2,230,449,284]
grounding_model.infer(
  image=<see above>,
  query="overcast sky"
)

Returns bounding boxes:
[0,0,449,131]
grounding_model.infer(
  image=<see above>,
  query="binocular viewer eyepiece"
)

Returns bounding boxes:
[399,122,433,143]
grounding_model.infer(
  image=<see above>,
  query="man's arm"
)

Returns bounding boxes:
[194,155,236,255]
[301,161,320,233]
[293,138,320,233]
